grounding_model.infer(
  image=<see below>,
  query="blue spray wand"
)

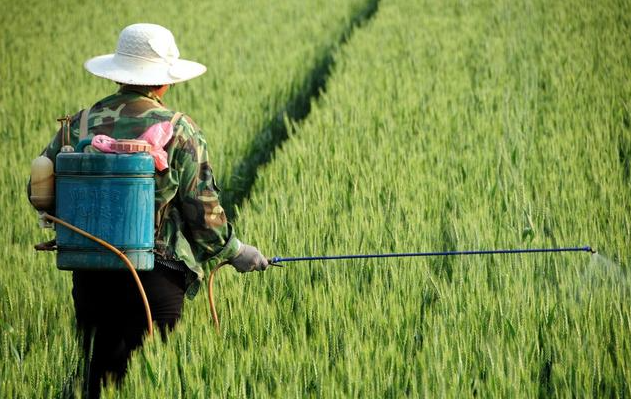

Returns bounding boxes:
[269,246,595,266]
[210,246,595,332]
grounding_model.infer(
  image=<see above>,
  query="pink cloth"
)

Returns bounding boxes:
[138,121,173,171]
[91,121,174,171]
[91,135,118,153]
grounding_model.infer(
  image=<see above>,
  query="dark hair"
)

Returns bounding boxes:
[116,82,164,90]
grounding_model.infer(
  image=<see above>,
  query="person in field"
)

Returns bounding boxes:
[32,23,268,398]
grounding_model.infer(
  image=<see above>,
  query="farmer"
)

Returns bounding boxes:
[31,23,268,397]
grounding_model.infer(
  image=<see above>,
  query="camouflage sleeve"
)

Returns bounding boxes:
[174,122,241,263]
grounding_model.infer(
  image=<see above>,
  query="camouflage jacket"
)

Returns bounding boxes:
[38,85,240,298]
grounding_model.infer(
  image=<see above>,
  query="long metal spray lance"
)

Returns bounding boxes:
[269,246,596,265]
[209,246,595,333]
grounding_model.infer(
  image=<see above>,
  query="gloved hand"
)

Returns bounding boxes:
[229,243,268,273]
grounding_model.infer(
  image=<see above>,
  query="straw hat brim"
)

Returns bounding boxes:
[84,53,207,85]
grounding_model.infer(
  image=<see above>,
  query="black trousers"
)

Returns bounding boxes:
[72,263,186,398]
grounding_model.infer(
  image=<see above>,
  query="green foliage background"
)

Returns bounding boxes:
[1,0,630,397]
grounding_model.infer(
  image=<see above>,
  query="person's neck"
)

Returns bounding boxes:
[119,85,166,104]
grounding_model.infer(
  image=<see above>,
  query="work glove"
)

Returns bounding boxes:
[230,243,268,273]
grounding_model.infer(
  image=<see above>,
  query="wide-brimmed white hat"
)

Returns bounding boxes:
[84,23,206,85]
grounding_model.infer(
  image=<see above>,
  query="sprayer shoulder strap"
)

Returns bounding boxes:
[154,111,185,242]
[78,108,90,141]
[170,112,183,127]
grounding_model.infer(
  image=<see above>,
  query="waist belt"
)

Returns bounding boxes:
[155,257,188,273]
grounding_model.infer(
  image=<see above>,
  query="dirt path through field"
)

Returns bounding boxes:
[223,0,381,219]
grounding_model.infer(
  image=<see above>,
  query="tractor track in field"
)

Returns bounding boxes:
[223,0,380,219]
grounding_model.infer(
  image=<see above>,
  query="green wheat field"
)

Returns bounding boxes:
[1,0,630,397]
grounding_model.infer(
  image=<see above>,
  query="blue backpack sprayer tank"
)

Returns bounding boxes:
[32,120,155,335]
[54,140,155,271]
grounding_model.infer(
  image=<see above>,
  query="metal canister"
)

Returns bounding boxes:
[55,144,155,271]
